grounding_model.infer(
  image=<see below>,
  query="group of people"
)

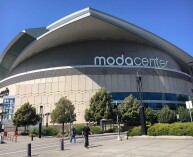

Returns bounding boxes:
[70,123,92,148]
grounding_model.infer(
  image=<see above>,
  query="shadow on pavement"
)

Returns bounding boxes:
[88,144,103,148]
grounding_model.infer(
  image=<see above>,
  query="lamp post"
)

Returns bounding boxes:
[136,68,147,135]
[39,106,43,138]
[116,101,121,140]
[45,113,50,127]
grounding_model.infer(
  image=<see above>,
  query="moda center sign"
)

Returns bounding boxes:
[94,54,168,69]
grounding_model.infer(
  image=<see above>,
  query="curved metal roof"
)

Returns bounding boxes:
[0,7,192,79]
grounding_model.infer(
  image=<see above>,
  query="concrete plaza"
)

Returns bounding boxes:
[0,134,193,157]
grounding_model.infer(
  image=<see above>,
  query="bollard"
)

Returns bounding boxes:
[0,135,3,144]
[15,136,17,143]
[31,135,33,141]
[61,138,64,150]
[28,143,31,156]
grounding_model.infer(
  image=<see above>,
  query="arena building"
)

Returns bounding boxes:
[0,8,193,124]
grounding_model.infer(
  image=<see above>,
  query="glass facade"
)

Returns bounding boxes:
[111,92,189,110]
[2,96,15,120]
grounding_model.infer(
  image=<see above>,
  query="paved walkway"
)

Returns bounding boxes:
[1,134,193,157]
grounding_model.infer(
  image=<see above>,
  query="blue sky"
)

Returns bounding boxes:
[0,0,193,56]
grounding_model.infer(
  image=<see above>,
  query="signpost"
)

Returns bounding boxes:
[185,101,193,122]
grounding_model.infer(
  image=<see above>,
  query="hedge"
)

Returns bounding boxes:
[127,126,141,136]
[127,122,193,136]
[74,124,85,135]
[148,122,193,136]
[147,123,170,136]
[29,127,60,136]
[168,123,193,136]
[90,126,103,134]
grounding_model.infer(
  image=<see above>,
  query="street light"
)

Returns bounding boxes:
[136,68,147,135]
[39,106,43,138]
[116,101,121,140]
[45,113,50,127]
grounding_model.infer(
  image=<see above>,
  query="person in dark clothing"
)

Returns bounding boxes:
[82,123,92,148]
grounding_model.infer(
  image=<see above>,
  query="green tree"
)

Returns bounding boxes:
[118,94,140,126]
[12,102,40,131]
[177,106,190,122]
[84,108,94,122]
[50,97,75,134]
[84,88,113,124]
[145,107,158,125]
[157,106,176,123]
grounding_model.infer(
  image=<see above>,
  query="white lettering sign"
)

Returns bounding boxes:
[94,55,168,69]
[186,101,193,109]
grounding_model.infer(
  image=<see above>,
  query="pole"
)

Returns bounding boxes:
[188,102,193,122]
[39,106,43,138]
[31,135,33,141]
[69,115,71,136]
[116,101,121,140]
[136,69,147,135]
[61,138,64,150]
[189,108,192,122]
[28,143,31,156]
[38,122,42,138]
[45,113,49,127]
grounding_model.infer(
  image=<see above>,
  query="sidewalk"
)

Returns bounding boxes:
[1,133,193,157]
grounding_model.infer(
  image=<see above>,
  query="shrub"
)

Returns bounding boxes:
[29,127,59,136]
[90,126,102,134]
[148,122,193,136]
[56,133,63,138]
[145,107,158,125]
[41,127,59,136]
[74,124,85,135]
[64,129,70,136]
[127,126,141,136]
[61,132,69,137]
[168,122,193,136]
[177,106,190,122]
[147,123,170,136]
[157,106,176,123]
[29,127,38,136]
[183,123,193,136]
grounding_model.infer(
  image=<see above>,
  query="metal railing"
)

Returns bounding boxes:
[1,132,17,143]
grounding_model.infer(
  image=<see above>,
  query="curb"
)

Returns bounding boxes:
[125,135,193,140]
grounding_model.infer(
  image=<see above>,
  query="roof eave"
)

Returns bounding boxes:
[88,8,193,64]
[0,31,25,63]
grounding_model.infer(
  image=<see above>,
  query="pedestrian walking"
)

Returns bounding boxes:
[70,125,76,143]
[82,123,92,148]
